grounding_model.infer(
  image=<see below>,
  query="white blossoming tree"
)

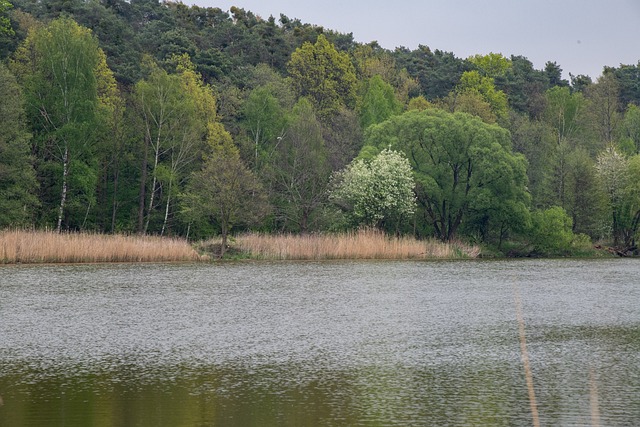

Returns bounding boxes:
[595,146,630,246]
[329,149,416,231]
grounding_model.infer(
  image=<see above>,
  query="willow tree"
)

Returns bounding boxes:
[364,109,530,242]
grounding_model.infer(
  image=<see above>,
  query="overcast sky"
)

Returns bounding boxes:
[189,0,640,80]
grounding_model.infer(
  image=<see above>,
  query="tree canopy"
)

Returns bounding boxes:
[2,1,640,254]
[287,34,357,119]
[363,109,529,241]
[330,149,416,231]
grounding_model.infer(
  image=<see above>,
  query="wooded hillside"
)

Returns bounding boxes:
[2,0,640,255]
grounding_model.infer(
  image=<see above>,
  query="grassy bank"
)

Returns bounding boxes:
[0,230,202,264]
[228,229,480,260]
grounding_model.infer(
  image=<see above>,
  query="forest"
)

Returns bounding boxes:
[2,0,640,256]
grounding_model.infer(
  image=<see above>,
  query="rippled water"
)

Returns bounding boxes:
[0,259,639,426]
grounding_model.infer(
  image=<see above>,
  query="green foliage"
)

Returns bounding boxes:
[18,17,100,130]
[268,98,331,232]
[65,158,98,226]
[508,112,556,207]
[352,43,418,104]
[544,61,569,87]
[622,155,640,247]
[0,0,13,36]
[358,75,402,129]
[12,17,107,230]
[287,34,357,119]
[605,63,640,107]
[570,73,592,93]
[468,53,511,78]
[543,86,586,150]
[241,86,288,170]
[364,109,529,241]
[437,90,497,124]
[322,107,364,171]
[529,206,575,255]
[393,45,466,100]
[584,73,620,149]
[157,28,195,64]
[64,0,141,85]
[596,146,631,246]
[617,104,640,154]
[455,70,509,122]
[134,55,219,234]
[407,96,432,111]
[181,143,268,257]
[1,0,640,257]
[330,149,416,231]
[0,62,39,227]
[565,147,607,238]
[499,55,549,118]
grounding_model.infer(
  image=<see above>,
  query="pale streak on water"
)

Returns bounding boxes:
[0,259,639,426]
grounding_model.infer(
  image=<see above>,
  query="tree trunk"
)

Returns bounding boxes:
[300,208,309,233]
[137,133,149,234]
[144,126,163,234]
[630,210,640,248]
[161,180,172,236]
[612,210,619,247]
[220,225,227,258]
[144,149,159,234]
[111,166,120,233]
[56,144,69,233]
[219,206,230,258]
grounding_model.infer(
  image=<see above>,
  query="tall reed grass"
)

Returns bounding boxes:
[234,228,480,260]
[0,230,202,264]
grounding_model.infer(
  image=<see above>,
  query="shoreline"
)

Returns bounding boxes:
[1,229,615,265]
[1,229,480,264]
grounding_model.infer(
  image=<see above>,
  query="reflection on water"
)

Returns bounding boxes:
[0,259,639,426]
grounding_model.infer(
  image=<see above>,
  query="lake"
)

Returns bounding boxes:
[0,259,639,426]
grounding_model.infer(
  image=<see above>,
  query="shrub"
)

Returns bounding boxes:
[529,207,575,255]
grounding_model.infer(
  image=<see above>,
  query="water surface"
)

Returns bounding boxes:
[0,259,638,426]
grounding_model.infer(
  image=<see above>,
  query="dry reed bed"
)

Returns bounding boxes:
[0,230,202,264]
[235,229,480,260]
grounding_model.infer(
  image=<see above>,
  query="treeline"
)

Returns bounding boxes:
[1,0,640,255]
